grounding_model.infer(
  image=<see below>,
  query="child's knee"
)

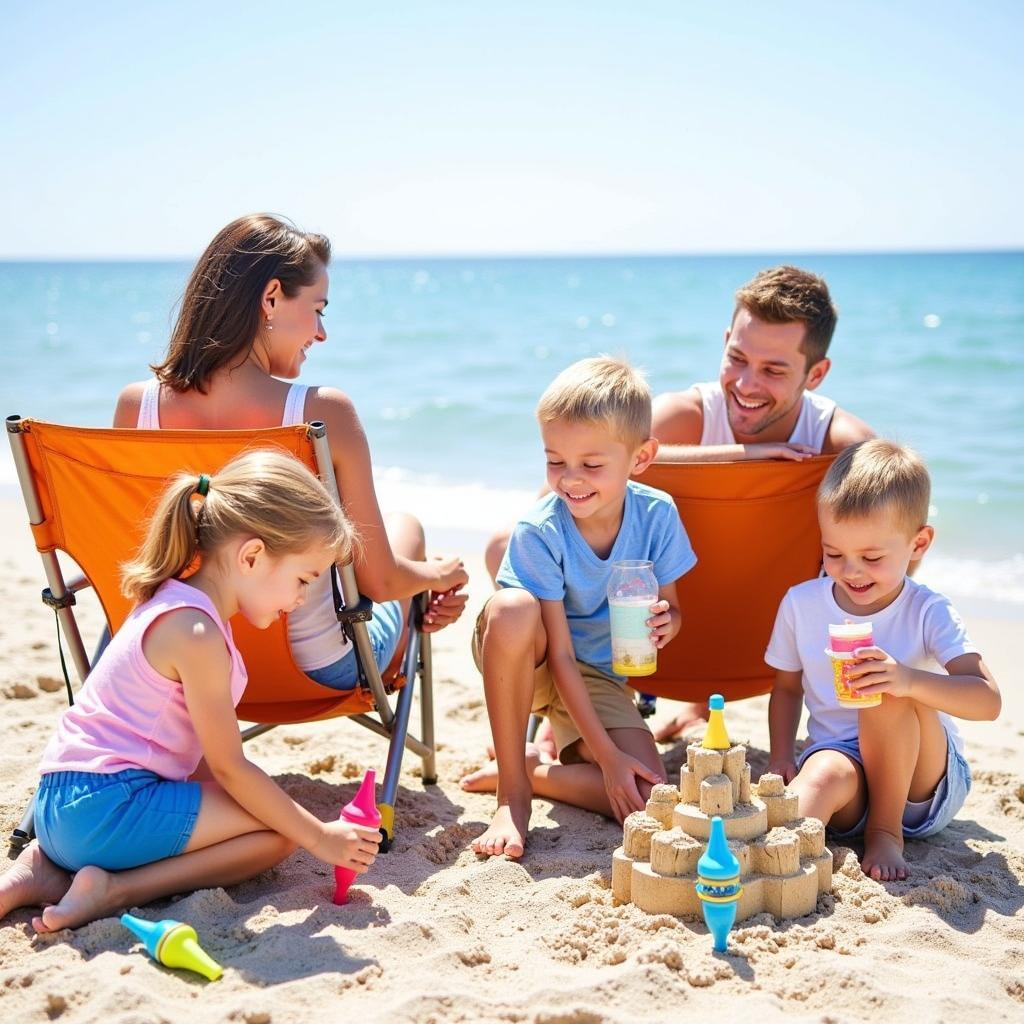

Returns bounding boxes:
[796,753,860,793]
[483,589,541,642]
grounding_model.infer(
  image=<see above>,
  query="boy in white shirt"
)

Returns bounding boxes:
[765,440,1000,882]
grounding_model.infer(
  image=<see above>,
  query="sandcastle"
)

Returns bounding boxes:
[612,696,832,922]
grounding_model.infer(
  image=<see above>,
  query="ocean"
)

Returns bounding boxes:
[1,252,1021,614]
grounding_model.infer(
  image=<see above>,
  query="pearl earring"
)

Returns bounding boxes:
[266,316,274,332]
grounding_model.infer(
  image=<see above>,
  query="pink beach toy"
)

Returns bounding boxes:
[333,769,382,906]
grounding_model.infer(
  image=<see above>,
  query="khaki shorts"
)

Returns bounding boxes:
[472,601,646,763]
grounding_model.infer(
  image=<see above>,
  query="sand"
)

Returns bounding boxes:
[1,499,1022,1023]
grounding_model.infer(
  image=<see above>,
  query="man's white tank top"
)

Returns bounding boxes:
[137,380,352,671]
[694,381,836,451]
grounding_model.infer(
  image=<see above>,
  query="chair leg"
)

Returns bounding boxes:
[9,799,35,852]
[378,674,416,853]
[418,629,437,786]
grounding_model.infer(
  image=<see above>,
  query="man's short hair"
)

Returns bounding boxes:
[734,265,838,368]
[818,439,931,536]
[537,355,652,450]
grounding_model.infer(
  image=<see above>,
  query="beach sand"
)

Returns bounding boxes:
[1,499,1022,1023]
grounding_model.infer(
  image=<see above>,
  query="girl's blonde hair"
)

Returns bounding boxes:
[121,448,355,604]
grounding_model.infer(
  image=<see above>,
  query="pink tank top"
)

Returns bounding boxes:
[39,579,248,781]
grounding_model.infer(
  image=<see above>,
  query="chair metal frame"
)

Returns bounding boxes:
[5,415,436,852]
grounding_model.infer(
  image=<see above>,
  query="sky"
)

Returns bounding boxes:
[3,1,1022,258]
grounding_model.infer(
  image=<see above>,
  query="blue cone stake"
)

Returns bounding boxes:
[696,816,742,952]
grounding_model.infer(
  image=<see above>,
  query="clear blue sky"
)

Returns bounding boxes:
[3,1,1021,257]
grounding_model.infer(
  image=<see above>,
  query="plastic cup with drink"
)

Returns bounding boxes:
[608,560,659,678]
[825,622,881,708]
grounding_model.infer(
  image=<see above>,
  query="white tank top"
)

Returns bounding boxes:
[136,380,352,671]
[694,381,836,452]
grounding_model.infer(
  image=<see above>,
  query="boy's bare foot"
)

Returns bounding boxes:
[31,864,119,933]
[862,828,908,882]
[471,797,531,859]
[652,701,708,743]
[460,743,548,792]
[0,844,72,920]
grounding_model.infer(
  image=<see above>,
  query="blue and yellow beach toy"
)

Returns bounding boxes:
[695,815,742,952]
[121,913,223,980]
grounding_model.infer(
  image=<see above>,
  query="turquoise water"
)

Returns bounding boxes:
[1,253,1021,606]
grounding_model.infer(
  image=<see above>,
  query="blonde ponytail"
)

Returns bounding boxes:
[120,449,356,605]
[121,474,205,603]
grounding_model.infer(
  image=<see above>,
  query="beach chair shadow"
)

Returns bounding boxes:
[5,416,439,850]
[640,455,835,708]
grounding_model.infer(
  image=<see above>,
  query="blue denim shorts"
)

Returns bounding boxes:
[305,599,404,691]
[797,726,971,840]
[35,769,201,872]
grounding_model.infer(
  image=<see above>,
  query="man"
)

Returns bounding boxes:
[650,264,874,740]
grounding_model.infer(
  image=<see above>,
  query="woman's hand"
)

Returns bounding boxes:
[310,819,382,871]
[423,585,469,632]
[431,554,468,593]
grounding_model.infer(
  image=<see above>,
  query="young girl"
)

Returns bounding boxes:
[113,213,469,691]
[0,449,382,932]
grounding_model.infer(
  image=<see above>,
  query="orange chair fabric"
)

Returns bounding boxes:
[641,455,835,702]
[18,420,375,723]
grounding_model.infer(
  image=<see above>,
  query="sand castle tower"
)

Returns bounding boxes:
[612,696,832,922]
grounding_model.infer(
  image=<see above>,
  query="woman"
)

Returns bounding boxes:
[114,214,468,688]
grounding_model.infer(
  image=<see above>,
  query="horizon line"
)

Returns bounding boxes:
[1,245,1022,263]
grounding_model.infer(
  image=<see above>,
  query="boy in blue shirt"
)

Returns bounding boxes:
[462,357,697,858]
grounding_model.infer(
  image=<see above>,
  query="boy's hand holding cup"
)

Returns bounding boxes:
[826,622,882,708]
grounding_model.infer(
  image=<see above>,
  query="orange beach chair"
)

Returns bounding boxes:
[5,416,437,850]
[640,455,835,704]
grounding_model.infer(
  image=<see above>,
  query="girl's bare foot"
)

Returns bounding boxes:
[32,865,119,933]
[471,796,531,859]
[862,828,908,882]
[0,844,72,919]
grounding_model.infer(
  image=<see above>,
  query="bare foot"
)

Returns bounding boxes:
[471,796,532,859]
[0,844,72,919]
[460,744,547,793]
[862,828,908,882]
[31,865,119,933]
[532,720,558,761]
[652,701,708,743]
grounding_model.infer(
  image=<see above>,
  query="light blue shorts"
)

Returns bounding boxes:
[35,768,201,872]
[797,726,971,840]
[304,599,404,690]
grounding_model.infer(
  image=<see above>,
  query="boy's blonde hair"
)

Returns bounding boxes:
[121,448,356,604]
[818,439,930,536]
[536,355,652,450]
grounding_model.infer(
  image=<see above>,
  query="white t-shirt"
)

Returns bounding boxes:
[765,576,975,754]
[694,381,836,451]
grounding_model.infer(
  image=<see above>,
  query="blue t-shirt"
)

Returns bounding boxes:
[496,480,697,679]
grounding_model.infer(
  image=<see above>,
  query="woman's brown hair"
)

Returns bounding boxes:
[153,214,331,393]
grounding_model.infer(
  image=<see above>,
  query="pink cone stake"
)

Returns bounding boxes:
[333,770,382,905]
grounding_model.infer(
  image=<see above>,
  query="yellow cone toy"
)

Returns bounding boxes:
[121,913,223,981]
[702,693,731,750]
